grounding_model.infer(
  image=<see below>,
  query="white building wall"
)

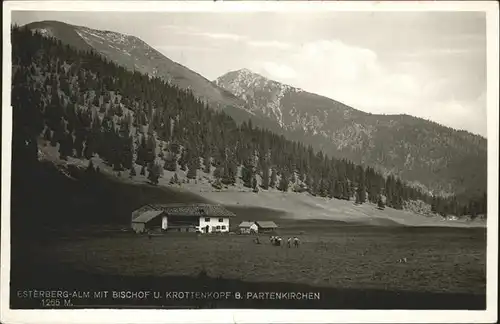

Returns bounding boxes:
[162,216,168,230]
[198,216,230,233]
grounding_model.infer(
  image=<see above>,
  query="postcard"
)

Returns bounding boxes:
[1,1,498,323]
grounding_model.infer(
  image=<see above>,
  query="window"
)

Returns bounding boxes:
[218,218,224,223]
[221,226,226,230]
[205,218,210,222]
[216,226,220,230]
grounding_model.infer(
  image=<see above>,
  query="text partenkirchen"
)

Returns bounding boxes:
[246,292,321,300]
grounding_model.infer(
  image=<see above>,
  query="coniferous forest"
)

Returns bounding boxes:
[10,25,488,219]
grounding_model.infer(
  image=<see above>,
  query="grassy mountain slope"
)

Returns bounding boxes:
[35,141,485,228]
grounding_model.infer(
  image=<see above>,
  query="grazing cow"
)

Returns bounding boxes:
[397,257,408,263]
[270,236,282,246]
[293,237,300,248]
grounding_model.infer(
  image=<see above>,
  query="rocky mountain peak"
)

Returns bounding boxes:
[215,68,487,197]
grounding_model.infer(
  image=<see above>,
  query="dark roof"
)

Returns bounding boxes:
[132,210,164,224]
[147,203,236,218]
[238,221,255,228]
[255,221,278,229]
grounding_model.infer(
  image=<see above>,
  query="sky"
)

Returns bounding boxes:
[12,10,488,137]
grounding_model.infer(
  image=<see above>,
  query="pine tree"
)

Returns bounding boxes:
[136,136,147,166]
[130,165,136,178]
[270,168,277,188]
[355,186,366,204]
[212,177,222,190]
[66,132,74,157]
[261,166,269,190]
[377,195,385,210]
[163,152,177,172]
[83,135,94,160]
[187,156,198,179]
[58,132,68,160]
[319,179,329,197]
[73,131,84,158]
[325,179,334,198]
[278,171,289,192]
[145,134,157,164]
[241,162,253,188]
[178,150,188,171]
[252,175,258,193]
[93,94,100,107]
[170,173,180,185]
[213,165,223,180]
[204,153,211,174]
[333,180,342,199]
[147,162,162,185]
[86,160,95,173]
[355,188,362,205]
[43,127,52,141]
[221,162,236,185]
[469,200,478,219]
[341,180,350,200]
[50,131,58,147]
[431,196,438,214]
[355,165,367,203]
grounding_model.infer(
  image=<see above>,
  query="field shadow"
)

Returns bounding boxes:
[10,262,485,310]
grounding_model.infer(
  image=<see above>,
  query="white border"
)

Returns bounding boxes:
[1,1,498,324]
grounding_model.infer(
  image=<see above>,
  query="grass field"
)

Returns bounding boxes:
[26,222,486,295]
[10,159,487,309]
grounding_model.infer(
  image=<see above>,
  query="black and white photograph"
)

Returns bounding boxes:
[1,1,498,323]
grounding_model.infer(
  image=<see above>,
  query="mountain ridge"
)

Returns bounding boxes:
[215,68,487,197]
[216,68,486,139]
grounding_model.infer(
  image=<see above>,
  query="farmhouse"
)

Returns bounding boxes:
[131,203,236,234]
[255,221,278,233]
[238,221,259,234]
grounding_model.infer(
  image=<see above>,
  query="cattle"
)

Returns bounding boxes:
[269,236,282,246]
[293,237,300,248]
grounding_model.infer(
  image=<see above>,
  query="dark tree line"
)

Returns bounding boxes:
[10,25,487,218]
